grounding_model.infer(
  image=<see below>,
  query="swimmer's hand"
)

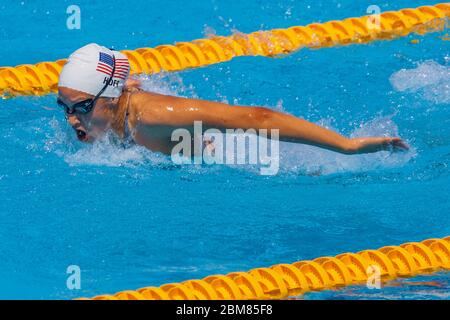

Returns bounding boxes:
[124,78,142,92]
[389,137,410,152]
[350,137,409,154]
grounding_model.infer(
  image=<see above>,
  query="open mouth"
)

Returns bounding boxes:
[76,129,87,142]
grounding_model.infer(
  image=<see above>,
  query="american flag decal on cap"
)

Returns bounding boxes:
[96,52,129,80]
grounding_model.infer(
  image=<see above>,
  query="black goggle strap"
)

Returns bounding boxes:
[95,54,116,100]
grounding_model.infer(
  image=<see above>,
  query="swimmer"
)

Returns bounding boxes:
[57,43,409,155]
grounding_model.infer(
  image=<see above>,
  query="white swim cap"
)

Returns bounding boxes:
[58,43,130,98]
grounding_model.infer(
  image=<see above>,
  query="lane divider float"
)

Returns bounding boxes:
[82,236,450,300]
[1,3,449,98]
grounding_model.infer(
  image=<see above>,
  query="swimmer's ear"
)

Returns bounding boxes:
[123,78,142,92]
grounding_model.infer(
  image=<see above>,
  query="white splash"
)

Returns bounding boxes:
[45,114,413,175]
[46,118,169,168]
[277,116,415,176]
[63,136,149,167]
[390,61,450,104]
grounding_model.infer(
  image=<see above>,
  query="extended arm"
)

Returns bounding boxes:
[133,93,409,155]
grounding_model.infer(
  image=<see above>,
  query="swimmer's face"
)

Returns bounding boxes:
[58,87,115,142]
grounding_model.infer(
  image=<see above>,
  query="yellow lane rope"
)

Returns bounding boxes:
[82,236,450,300]
[1,3,449,98]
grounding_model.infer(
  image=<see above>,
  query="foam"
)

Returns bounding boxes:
[390,61,450,104]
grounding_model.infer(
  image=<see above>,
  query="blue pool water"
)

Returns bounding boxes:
[0,0,449,299]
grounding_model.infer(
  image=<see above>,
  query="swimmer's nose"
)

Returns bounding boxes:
[66,114,89,142]
[66,113,75,121]
[66,113,80,127]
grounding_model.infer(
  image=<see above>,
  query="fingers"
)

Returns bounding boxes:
[390,138,409,151]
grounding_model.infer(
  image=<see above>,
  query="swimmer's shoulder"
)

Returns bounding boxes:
[128,91,180,124]
[130,90,182,109]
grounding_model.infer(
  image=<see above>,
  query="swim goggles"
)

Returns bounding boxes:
[57,55,116,115]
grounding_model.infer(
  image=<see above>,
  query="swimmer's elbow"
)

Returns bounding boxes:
[245,107,274,127]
